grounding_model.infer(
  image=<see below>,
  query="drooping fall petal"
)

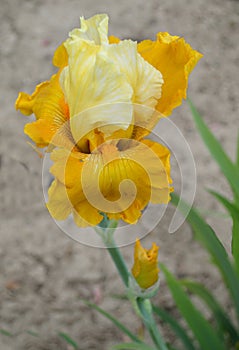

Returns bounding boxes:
[47,138,172,227]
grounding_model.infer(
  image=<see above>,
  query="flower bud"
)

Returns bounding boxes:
[131,239,159,289]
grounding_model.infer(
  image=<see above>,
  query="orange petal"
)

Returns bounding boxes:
[15,81,49,116]
[16,73,70,148]
[52,43,68,68]
[138,32,203,116]
[108,35,120,44]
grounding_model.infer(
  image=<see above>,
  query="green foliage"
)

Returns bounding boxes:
[181,280,239,344]
[83,300,143,344]
[58,332,79,349]
[160,264,227,350]
[188,100,239,271]
[152,305,196,350]
[154,103,239,349]
[111,342,157,350]
[0,329,13,337]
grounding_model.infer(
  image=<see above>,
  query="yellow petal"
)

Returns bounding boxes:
[52,43,68,68]
[81,139,172,224]
[48,148,103,226]
[138,32,203,116]
[131,239,160,289]
[15,81,49,116]
[16,73,72,148]
[106,40,163,108]
[47,136,172,227]
[61,39,133,151]
[47,179,72,220]
[109,35,120,44]
[69,14,109,45]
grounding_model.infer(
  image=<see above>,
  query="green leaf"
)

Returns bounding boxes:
[0,329,13,337]
[111,342,156,350]
[209,189,239,270]
[171,192,239,323]
[152,305,196,350]
[83,300,142,344]
[26,330,39,337]
[237,131,239,167]
[161,265,227,350]
[58,332,78,349]
[188,100,239,200]
[181,280,239,344]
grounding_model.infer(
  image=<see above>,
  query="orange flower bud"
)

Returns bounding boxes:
[131,239,159,289]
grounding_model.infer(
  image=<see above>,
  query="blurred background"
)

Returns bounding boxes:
[1,0,239,348]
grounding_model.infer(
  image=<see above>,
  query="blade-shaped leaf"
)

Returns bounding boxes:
[181,280,239,344]
[171,192,239,323]
[0,329,13,337]
[209,189,239,270]
[111,342,156,350]
[161,264,227,350]
[188,100,239,200]
[83,300,142,344]
[152,305,196,350]
[58,332,79,349]
[237,131,239,167]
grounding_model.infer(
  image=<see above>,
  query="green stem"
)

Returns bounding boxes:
[98,223,168,350]
[107,243,130,287]
[137,298,169,350]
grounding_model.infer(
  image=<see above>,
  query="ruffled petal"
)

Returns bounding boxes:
[82,139,172,224]
[61,39,133,152]
[138,32,203,116]
[16,73,72,148]
[48,149,104,226]
[69,14,109,45]
[106,40,163,108]
[46,137,172,227]
[15,81,49,116]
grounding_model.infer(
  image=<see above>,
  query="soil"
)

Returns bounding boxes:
[1,0,239,349]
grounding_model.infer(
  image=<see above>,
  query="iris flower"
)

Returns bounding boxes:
[16,14,202,227]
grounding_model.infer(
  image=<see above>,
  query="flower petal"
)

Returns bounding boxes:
[16,73,72,148]
[61,39,133,151]
[106,40,163,108]
[82,139,172,224]
[138,32,203,116]
[47,179,72,220]
[69,14,109,45]
[52,43,68,68]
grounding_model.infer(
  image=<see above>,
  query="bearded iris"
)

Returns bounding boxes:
[16,14,202,227]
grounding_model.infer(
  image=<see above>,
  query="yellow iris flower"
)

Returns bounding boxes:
[15,14,202,227]
[132,239,160,289]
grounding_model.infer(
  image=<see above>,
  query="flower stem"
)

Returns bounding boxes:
[106,242,129,287]
[97,222,168,350]
[137,298,168,350]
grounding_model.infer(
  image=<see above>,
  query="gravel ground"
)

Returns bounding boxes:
[1,0,239,349]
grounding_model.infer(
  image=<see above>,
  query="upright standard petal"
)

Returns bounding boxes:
[69,14,109,45]
[61,39,133,152]
[138,32,203,116]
